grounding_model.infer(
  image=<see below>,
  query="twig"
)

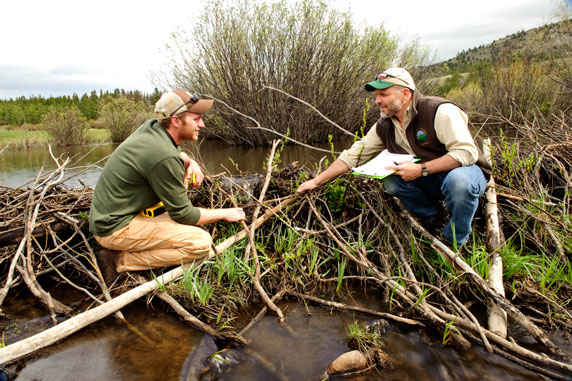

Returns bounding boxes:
[288,291,424,327]
[262,85,354,137]
[156,292,248,346]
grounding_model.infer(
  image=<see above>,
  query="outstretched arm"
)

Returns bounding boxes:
[195,207,246,225]
[296,158,350,193]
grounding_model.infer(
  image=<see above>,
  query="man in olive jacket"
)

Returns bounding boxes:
[297,68,487,248]
[90,90,245,281]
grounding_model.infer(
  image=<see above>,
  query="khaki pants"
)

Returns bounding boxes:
[94,213,214,272]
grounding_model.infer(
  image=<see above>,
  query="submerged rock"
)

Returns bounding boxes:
[179,334,243,381]
[179,335,218,381]
[326,350,369,376]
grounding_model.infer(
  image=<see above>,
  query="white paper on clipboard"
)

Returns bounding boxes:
[352,149,418,179]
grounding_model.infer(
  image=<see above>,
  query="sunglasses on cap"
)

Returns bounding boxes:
[375,69,410,87]
[170,93,199,117]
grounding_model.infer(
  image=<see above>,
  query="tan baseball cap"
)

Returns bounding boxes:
[154,90,213,119]
[365,68,415,91]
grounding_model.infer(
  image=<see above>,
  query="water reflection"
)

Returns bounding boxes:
[0,139,344,188]
[11,297,547,381]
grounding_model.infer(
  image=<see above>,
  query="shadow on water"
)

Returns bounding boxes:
[0,138,344,188]
[4,287,552,380]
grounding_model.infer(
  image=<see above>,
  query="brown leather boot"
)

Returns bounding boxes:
[95,249,118,285]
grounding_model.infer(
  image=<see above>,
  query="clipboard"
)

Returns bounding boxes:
[352,149,420,180]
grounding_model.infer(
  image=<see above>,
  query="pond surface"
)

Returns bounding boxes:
[2,286,553,380]
[0,139,341,189]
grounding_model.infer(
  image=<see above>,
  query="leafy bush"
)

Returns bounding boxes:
[42,106,89,147]
[160,0,432,146]
[98,96,151,142]
[445,57,557,132]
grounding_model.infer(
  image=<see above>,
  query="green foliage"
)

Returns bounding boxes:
[435,72,461,97]
[346,320,384,354]
[164,0,432,145]
[181,262,214,306]
[357,97,370,142]
[273,225,298,256]
[323,177,346,213]
[42,106,89,147]
[98,96,151,142]
[0,89,158,127]
[490,130,538,187]
[442,319,456,346]
[444,57,557,127]
[336,256,346,293]
[464,243,491,280]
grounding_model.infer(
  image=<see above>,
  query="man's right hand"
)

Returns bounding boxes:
[296,159,350,194]
[296,179,318,193]
[224,207,246,222]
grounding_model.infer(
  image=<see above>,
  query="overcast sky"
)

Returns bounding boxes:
[0,0,567,100]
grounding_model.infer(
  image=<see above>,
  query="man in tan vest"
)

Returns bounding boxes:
[297,68,487,248]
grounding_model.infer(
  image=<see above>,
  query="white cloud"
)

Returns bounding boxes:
[0,0,559,99]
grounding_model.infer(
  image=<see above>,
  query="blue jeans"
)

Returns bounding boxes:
[382,165,487,245]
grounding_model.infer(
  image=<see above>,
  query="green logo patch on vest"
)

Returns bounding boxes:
[416,129,428,145]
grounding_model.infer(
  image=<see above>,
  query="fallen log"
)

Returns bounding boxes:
[0,221,70,247]
[0,196,294,365]
[483,138,507,338]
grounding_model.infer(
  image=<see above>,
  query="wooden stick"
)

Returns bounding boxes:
[408,215,569,360]
[156,292,248,345]
[306,196,472,349]
[288,291,425,327]
[239,289,287,336]
[0,197,292,365]
[483,138,507,338]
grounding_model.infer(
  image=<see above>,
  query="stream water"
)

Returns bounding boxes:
[0,139,338,189]
[2,286,551,381]
[0,142,569,380]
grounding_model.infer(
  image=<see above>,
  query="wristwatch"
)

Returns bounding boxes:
[421,165,429,177]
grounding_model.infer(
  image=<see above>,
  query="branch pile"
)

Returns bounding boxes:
[0,113,570,378]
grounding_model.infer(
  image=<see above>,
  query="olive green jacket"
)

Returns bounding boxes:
[89,119,200,237]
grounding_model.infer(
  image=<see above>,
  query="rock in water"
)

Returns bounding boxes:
[179,335,218,381]
[326,350,369,375]
[179,335,244,381]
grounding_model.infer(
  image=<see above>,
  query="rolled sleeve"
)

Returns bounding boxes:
[338,124,385,168]
[434,104,478,166]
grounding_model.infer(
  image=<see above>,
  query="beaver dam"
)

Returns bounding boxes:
[0,128,571,379]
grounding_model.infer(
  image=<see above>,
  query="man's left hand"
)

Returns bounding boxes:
[385,162,422,182]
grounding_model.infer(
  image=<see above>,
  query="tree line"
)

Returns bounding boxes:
[0,89,163,126]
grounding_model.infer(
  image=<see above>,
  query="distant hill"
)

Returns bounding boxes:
[430,18,572,74]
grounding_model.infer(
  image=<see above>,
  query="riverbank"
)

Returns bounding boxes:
[0,127,110,150]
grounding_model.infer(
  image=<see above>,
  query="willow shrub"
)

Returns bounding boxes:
[447,58,558,131]
[42,106,88,147]
[98,97,151,142]
[162,0,432,146]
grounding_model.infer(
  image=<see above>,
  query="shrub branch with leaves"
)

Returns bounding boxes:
[158,0,432,146]
[41,106,88,147]
[98,96,151,142]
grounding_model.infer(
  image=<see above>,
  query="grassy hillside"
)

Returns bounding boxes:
[429,19,572,76]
